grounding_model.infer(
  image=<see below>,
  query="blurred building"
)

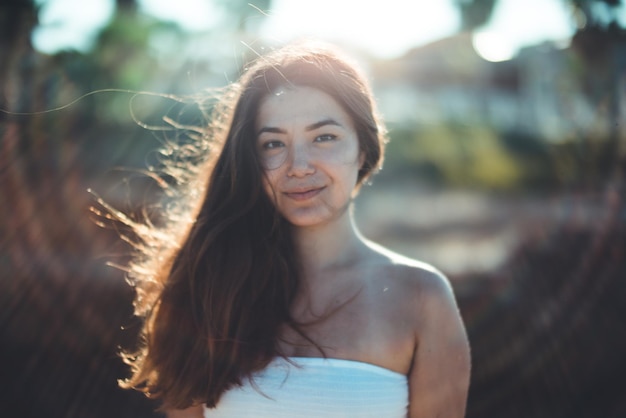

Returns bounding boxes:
[372,31,622,144]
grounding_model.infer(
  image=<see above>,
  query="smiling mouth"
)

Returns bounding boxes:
[283,187,325,201]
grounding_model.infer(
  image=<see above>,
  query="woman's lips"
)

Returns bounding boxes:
[283,187,325,201]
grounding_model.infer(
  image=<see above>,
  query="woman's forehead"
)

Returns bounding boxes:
[255,86,353,132]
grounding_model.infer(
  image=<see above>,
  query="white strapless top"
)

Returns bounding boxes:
[204,357,408,418]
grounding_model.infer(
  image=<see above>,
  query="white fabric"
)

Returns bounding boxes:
[204,357,408,418]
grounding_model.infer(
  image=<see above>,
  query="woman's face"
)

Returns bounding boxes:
[255,86,364,228]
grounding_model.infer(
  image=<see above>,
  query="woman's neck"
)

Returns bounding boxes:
[293,209,365,278]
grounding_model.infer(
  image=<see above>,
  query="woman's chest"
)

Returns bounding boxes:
[278,285,416,374]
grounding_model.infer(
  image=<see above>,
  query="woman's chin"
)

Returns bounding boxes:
[282,210,330,228]
[280,202,351,229]
[285,217,328,228]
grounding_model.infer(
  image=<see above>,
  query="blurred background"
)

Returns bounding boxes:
[1,0,625,417]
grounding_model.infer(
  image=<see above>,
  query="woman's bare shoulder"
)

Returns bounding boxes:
[363,239,449,289]
[361,239,457,320]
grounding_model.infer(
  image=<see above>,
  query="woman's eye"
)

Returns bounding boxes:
[262,140,284,150]
[314,134,337,143]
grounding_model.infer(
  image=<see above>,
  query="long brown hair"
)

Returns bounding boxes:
[118,41,388,410]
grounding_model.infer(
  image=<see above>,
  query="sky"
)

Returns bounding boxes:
[31,0,620,61]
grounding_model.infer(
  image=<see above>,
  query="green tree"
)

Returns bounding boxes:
[570,0,626,186]
[454,0,499,31]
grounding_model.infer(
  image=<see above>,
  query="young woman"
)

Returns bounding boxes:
[120,41,470,418]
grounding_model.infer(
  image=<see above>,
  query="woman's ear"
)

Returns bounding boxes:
[358,151,366,169]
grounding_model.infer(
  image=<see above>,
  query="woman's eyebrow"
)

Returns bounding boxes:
[257,126,287,136]
[257,118,343,137]
[305,118,343,131]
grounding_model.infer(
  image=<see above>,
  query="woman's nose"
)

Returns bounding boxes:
[286,143,315,177]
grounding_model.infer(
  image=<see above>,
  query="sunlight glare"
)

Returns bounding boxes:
[260,0,461,59]
[138,0,224,31]
[32,0,115,53]
[472,30,515,62]
[473,0,574,62]
[30,0,582,59]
